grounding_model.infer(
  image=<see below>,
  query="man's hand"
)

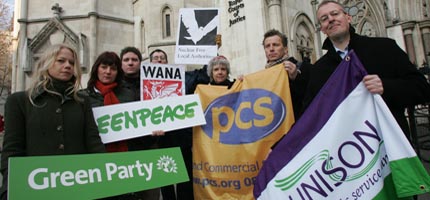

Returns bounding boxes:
[237,74,244,81]
[216,34,222,48]
[284,61,299,80]
[363,74,384,94]
[152,130,165,136]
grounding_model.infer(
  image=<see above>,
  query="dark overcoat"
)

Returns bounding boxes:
[303,27,430,136]
[1,89,105,198]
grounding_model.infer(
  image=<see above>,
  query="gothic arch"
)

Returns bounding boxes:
[341,0,387,37]
[290,12,316,63]
[26,17,88,72]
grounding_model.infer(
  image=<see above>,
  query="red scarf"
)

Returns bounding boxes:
[95,80,128,152]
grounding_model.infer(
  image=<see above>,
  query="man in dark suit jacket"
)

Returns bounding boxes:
[304,1,430,139]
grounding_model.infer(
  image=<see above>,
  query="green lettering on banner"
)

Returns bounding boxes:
[95,102,200,133]
[185,101,198,118]
[124,111,138,129]
[9,148,188,199]
[111,112,124,131]
[151,106,163,124]
[97,115,110,134]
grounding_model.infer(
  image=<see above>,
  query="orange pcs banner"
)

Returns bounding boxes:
[193,64,295,199]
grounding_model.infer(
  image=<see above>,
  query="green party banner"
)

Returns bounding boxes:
[8,147,188,199]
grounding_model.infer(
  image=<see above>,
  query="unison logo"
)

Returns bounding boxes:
[274,121,388,199]
[202,89,286,144]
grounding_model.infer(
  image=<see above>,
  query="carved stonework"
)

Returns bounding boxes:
[341,0,379,37]
[51,3,63,18]
[360,21,376,37]
[25,17,88,72]
[291,13,316,63]
[296,23,313,61]
[342,0,366,27]
[423,0,429,18]
[28,18,78,52]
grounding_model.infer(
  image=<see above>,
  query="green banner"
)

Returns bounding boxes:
[9,147,188,199]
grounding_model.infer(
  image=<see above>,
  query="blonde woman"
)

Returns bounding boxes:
[0,43,105,199]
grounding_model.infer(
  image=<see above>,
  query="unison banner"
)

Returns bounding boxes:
[8,148,188,199]
[254,51,430,199]
[193,64,295,199]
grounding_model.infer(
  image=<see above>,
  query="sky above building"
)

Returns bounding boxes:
[5,0,13,18]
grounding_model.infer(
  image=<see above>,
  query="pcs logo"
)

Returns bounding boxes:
[202,89,286,144]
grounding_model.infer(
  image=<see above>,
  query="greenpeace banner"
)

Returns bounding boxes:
[141,63,185,101]
[92,94,206,143]
[254,51,430,199]
[193,65,295,199]
[8,148,188,199]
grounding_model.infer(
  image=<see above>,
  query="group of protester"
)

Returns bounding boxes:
[1,1,430,199]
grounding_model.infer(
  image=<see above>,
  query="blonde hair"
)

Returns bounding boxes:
[28,43,83,105]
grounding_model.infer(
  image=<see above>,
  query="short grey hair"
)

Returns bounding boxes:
[207,55,230,82]
[317,0,346,14]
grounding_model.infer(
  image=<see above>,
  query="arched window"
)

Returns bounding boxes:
[295,23,313,62]
[162,6,172,38]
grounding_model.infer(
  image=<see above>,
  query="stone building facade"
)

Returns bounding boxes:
[9,0,430,92]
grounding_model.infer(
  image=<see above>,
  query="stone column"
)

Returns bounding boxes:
[267,0,282,31]
[134,16,142,51]
[89,0,97,67]
[419,20,430,64]
[402,22,417,65]
[16,0,28,92]
[311,0,322,57]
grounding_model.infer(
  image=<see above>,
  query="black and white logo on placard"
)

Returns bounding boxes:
[178,9,218,46]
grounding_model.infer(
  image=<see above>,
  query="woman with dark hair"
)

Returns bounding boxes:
[82,51,134,153]
[87,51,124,92]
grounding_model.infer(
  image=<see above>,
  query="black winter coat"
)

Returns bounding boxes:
[1,88,105,199]
[303,27,430,136]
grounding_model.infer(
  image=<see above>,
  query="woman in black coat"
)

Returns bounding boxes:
[1,43,105,199]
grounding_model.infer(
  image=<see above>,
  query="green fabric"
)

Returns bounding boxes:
[389,157,430,197]
[374,174,413,200]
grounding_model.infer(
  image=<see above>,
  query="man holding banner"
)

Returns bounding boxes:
[120,46,161,200]
[254,1,430,199]
[148,48,194,200]
[262,29,311,120]
[304,0,430,138]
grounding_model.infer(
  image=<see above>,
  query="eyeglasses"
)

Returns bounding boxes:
[318,9,347,23]
[152,56,166,61]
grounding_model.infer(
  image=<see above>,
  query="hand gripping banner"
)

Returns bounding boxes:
[254,51,430,200]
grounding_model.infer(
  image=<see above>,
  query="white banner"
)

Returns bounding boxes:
[141,63,185,100]
[92,94,206,143]
[174,8,219,64]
